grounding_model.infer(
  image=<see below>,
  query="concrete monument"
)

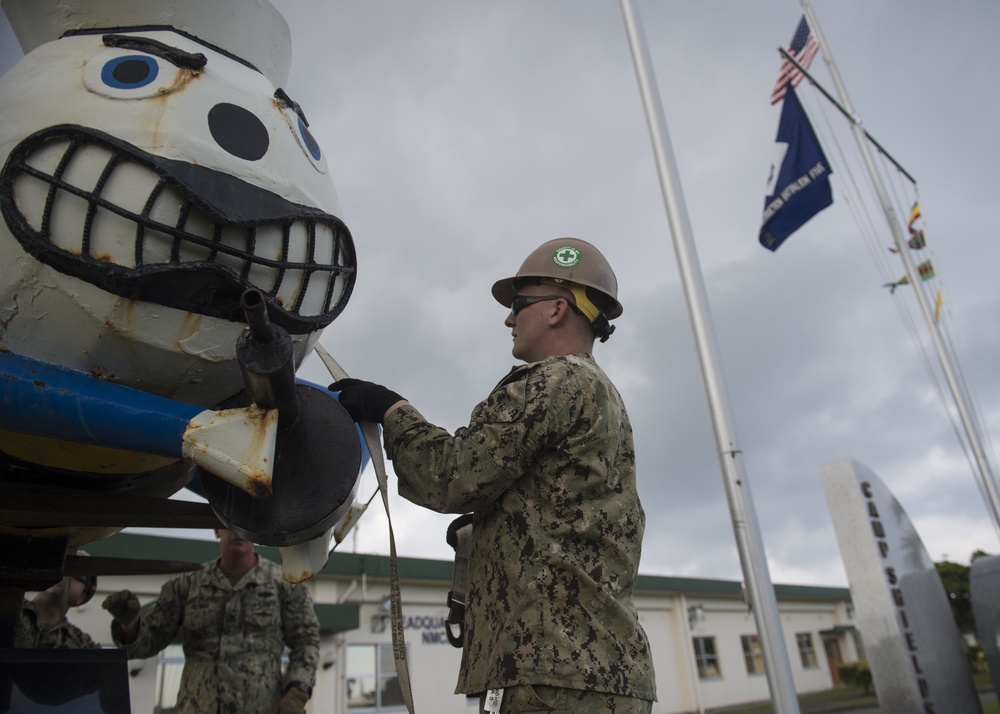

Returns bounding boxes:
[821,458,980,713]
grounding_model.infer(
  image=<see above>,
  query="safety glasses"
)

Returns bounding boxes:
[509,295,563,316]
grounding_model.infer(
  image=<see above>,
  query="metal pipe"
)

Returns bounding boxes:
[618,2,801,711]
[236,289,299,423]
[801,0,1000,537]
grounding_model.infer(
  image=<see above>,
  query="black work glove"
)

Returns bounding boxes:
[329,378,404,424]
[102,590,140,625]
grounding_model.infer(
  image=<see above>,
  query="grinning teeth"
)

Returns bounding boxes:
[177,206,214,262]
[248,223,282,294]
[51,186,93,257]
[300,268,331,317]
[216,223,247,276]
[5,128,356,326]
[143,185,186,264]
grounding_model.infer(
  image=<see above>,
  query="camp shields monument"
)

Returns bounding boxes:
[821,458,980,713]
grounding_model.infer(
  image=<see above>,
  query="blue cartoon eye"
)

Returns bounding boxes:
[279,103,327,173]
[100,55,159,89]
[297,117,321,161]
[85,48,183,100]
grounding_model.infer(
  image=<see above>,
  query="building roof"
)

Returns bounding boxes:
[85,532,851,603]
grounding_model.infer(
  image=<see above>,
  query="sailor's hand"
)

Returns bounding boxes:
[328,379,405,424]
[102,589,140,624]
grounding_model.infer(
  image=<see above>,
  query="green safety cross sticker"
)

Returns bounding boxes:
[552,246,580,267]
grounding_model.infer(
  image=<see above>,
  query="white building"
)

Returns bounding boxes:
[64,533,861,713]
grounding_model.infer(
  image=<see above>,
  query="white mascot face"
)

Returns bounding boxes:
[0,24,355,407]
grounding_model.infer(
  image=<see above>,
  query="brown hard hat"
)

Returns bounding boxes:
[491,238,622,319]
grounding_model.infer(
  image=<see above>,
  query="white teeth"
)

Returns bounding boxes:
[314,223,334,261]
[143,185,186,264]
[12,135,354,322]
[24,139,70,176]
[274,267,302,312]
[285,221,309,264]
[216,224,247,276]
[11,172,50,236]
[299,270,330,317]
[100,157,162,215]
[62,144,114,194]
[178,208,214,262]
[87,202,136,266]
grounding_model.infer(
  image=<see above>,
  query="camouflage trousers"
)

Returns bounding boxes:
[477,685,654,714]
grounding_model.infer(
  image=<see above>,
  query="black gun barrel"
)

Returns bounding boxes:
[236,289,299,424]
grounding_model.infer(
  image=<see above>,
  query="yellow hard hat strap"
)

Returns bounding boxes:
[539,279,601,323]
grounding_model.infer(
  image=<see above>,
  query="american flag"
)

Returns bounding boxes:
[769,16,820,105]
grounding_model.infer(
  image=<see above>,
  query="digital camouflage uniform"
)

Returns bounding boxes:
[113,556,319,714]
[383,353,656,704]
[16,600,98,648]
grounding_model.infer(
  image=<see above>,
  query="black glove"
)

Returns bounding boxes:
[328,378,405,423]
[102,590,140,625]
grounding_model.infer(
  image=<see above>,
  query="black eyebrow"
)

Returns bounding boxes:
[102,34,207,70]
[274,88,309,126]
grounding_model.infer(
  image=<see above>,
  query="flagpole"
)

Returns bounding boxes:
[800,0,1000,535]
[618,2,801,712]
[775,47,915,186]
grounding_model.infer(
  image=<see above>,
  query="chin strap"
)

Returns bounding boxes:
[592,312,616,342]
[314,344,416,714]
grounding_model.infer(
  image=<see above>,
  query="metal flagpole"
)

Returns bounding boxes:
[800,0,1000,535]
[618,2,801,712]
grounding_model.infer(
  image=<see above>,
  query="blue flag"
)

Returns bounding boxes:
[759,84,832,251]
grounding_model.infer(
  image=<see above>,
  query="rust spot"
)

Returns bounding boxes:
[283,570,314,584]
[32,379,45,388]
[89,365,113,380]
[246,471,273,499]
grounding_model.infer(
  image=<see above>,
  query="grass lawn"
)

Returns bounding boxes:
[707,672,995,714]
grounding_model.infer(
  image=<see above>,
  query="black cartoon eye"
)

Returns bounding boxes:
[208,103,270,161]
[101,55,159,89]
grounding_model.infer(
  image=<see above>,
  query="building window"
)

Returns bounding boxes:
[347,643,407,711]
[692,636,720,679]
[797,632,818,668]
[154,644,185,713]
[741,634,765,675]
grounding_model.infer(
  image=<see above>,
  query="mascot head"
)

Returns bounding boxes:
[0,0,355,407]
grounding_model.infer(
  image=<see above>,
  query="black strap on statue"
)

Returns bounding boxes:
[445,513,474,648]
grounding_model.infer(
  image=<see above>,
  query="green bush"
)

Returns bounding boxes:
[838,661,873,694]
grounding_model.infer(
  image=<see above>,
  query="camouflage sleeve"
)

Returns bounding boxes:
[116,574,189,660]
[383,361,580,513]
[280,580,320,687]
[66,622,99,649]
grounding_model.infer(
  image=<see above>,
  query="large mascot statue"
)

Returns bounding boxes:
[0,0,364,619]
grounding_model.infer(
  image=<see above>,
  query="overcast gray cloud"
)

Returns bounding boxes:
[2,1,998,588]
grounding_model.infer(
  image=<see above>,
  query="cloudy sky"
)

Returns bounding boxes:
[2,1,998,589]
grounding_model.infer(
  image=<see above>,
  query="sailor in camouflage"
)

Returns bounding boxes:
[104,529,319,714]
[16,556,99,649]
[331,239,656,713]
